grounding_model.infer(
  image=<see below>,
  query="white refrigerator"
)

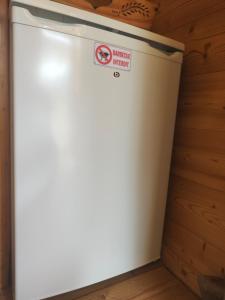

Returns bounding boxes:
[11,1,184,299]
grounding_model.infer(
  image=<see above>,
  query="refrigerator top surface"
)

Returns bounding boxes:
[11,0,184,52]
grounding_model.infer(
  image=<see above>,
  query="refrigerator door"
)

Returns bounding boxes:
[12,5,182,300]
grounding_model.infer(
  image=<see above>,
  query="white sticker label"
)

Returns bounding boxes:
[94,43,131,71]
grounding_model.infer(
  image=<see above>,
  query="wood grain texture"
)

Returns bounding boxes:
[152,0,225,296]
[153,0,225,35]
[0,0,10,290]
[52,0,94,10]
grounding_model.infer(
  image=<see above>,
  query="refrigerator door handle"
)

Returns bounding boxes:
[12,5,183,55]
[12,5,87,33]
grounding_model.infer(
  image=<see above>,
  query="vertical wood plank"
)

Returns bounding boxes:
[0,0,10,290]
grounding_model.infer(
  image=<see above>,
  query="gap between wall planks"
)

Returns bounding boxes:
[0,0,10,290]
[152,0,225,296]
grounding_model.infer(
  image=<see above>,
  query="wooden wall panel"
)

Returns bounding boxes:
[153,0,225,35]
[152,0,225,296]
[0,0,10,291]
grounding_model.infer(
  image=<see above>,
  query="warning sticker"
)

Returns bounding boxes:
[94,43,131,71]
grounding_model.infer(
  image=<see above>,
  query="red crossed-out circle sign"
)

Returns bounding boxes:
[95,44,112,65]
